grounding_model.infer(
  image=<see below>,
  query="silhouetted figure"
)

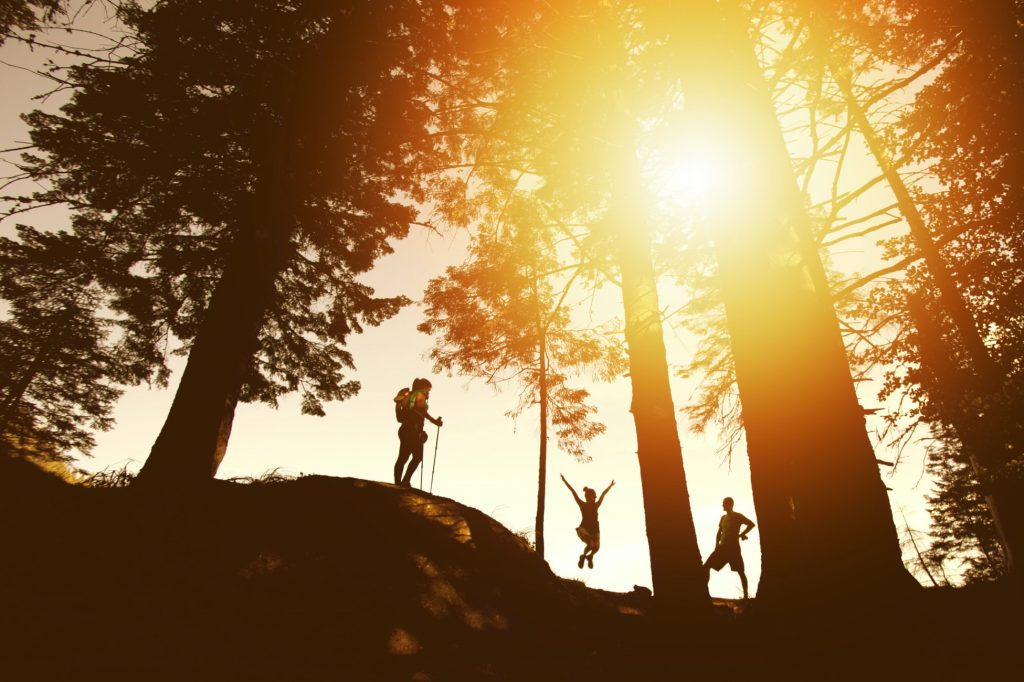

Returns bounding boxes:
[393,378,442,487]
[704,496,755,599]
[561,474,614,569]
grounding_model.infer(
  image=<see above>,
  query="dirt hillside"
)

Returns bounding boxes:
[1,456,1020,681]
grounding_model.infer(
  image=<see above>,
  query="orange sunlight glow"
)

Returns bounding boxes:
[645,124,747,209]
[652,148,724,201]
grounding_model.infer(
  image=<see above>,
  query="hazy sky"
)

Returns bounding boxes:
[0,7,938,597]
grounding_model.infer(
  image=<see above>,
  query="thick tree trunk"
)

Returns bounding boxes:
[136,203,290,486]
[617,229,708,610]
[606,144,708,612]
[661,0,915,600]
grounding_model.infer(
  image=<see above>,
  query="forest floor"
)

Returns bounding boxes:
[1,455,1020,681]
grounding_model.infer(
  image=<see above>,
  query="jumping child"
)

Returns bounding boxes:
[561,474,615,569]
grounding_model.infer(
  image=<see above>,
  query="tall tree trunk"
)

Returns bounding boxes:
[660,0,915,600]
[536,282,549,560]
[606,141,708,613]
[136,197,290,486]
[134,12,355,486]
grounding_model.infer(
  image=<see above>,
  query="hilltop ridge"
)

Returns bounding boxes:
[1,456,1020,680]
[0,458,657,679]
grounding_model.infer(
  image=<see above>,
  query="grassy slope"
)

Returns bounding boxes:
[1,456,1020,681]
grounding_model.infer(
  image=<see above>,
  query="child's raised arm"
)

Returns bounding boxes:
[560,474,583,505]
[597,480,616,507]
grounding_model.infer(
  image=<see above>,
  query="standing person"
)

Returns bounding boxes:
[561,474,615,569]
[394,378,443,487]
[704,496,756,599]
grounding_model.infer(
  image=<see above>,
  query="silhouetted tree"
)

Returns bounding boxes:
[771,0,1023,579]
[781,0,1024,576]
[0,226,126,461]
[428,0,710,611]
[926,435,1007,583]
[420,201,622,559]
[15,1,477,485]
[0,0,63,41]
[874,0,1024,577]
[653,0,914,599]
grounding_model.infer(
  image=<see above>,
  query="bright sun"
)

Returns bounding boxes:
[659,154,721,198]
[648,141,728,205]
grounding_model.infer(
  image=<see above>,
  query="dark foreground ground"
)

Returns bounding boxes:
[1,455,1020,681]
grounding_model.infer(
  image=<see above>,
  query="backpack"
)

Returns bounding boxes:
[394,388,412,423]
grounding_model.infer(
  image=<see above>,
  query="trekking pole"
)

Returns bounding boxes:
[429,423,441,494]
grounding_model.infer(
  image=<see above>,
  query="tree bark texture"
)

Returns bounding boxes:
[660,0,915,599]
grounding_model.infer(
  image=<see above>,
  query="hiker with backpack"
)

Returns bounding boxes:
[561,474,615,569]
[393,378,443,487]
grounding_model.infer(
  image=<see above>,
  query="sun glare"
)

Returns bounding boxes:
[658,153,721,199]
[648,137,731,207]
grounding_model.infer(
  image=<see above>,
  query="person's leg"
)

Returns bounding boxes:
[576,527,590,568]
[586,539,600,568]
[705,548,723,584]
[405,452,423,485]
[394,436,412,485]
[401,437,425,486]
[729,550,748,599]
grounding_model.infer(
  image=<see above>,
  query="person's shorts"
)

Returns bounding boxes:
[576,526,600,551]
[705,543,744,572]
